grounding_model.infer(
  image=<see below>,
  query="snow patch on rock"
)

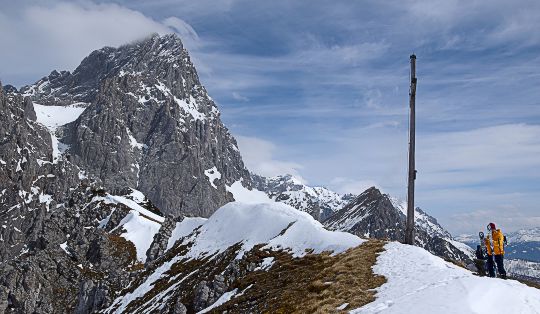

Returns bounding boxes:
[204,166,221,189]
[114,210,161,262]
[33,103,85,162]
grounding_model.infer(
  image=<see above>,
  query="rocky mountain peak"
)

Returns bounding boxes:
[323,186,473,264]
[2,83,18,94]
[15,33,252,218]
[251,173,354,221]
[20,33,197,107]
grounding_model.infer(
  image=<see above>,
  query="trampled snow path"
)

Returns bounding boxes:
[352,242,540,314]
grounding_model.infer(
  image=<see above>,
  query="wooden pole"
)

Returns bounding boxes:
[405,54,417,245]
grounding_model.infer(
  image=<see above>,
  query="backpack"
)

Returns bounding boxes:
[475,245,485,259]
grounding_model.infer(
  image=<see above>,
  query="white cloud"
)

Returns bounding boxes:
[235,135,305,181]
[231,92,249,102]
[0,2,197,86]
[162,16,200,49]
[451,207,540,235]
[418,124,540,188]
[329,177,380,195]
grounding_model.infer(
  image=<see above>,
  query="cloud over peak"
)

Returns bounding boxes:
[0,1,195,86]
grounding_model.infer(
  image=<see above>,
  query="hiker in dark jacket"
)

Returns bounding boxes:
[474,245,486,276]
[484,235,496,277]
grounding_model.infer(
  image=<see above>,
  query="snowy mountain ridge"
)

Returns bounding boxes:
[507,227,540,243]
[95,200,540,313]
[251,173,355,221]
[352,242,540,314]
[251,174,474,264]
[389,196,452,239]
[102,201,365,313]
[324,187,475,264]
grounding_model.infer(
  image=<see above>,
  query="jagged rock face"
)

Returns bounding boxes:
[0,34,254,313]
[0,84,147,313]
[145,216,178,265]
[324,187,473,264]
[324,187,405,239]
[251,174,354,221]
[25,34,252,217]
[2,84,18,94]
[19,43,153,106]
[0,86,58,260]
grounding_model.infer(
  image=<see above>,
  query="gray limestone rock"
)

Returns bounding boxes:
[252,173,355,221]
[146,216,178,265]
[192,281,210,312]
[0,34,257,312]
[172,300,187,314]
[25,34,252,218]
[323,187,473,264]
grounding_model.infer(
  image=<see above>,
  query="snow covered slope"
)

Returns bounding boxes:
[105,201,364,313]
[324,187,474,264]
[33,103,86,161]
[94,189,165,262]
[180,202,362,259]
[226,180,273,204]
[251,174,355,220]
[353,242,540,314]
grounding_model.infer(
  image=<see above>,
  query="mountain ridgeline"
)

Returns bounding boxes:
[322,187,473,263]
[250,176,473,263]
[0,33,483,313]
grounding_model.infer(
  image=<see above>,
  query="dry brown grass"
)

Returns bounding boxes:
[108,234,137,262]
[510,277,540,290]
[216,239,387,313]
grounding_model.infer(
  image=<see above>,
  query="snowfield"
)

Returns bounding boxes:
[114,210,161,262]
[226,180,273,204]
[167,217,207,250]
[182,202,364,259]
[353,242,540,314]
[33,103,86,161]
[105,201,364,313]
[33,103,86,128]
[96,189,165,262]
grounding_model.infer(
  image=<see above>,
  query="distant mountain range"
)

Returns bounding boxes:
[456,227,540,262]
[251,173,355,221]
[253,175,474,264]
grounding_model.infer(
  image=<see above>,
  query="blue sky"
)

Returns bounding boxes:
[0,0,539,234]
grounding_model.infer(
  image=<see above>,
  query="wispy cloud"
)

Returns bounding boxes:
[231,92,249,102]
[235,135,305,181]
[0,1,188,86]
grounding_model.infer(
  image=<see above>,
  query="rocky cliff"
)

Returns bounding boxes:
[0,34,255,313]
[22,34,252,217]
[323,187,474,264]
